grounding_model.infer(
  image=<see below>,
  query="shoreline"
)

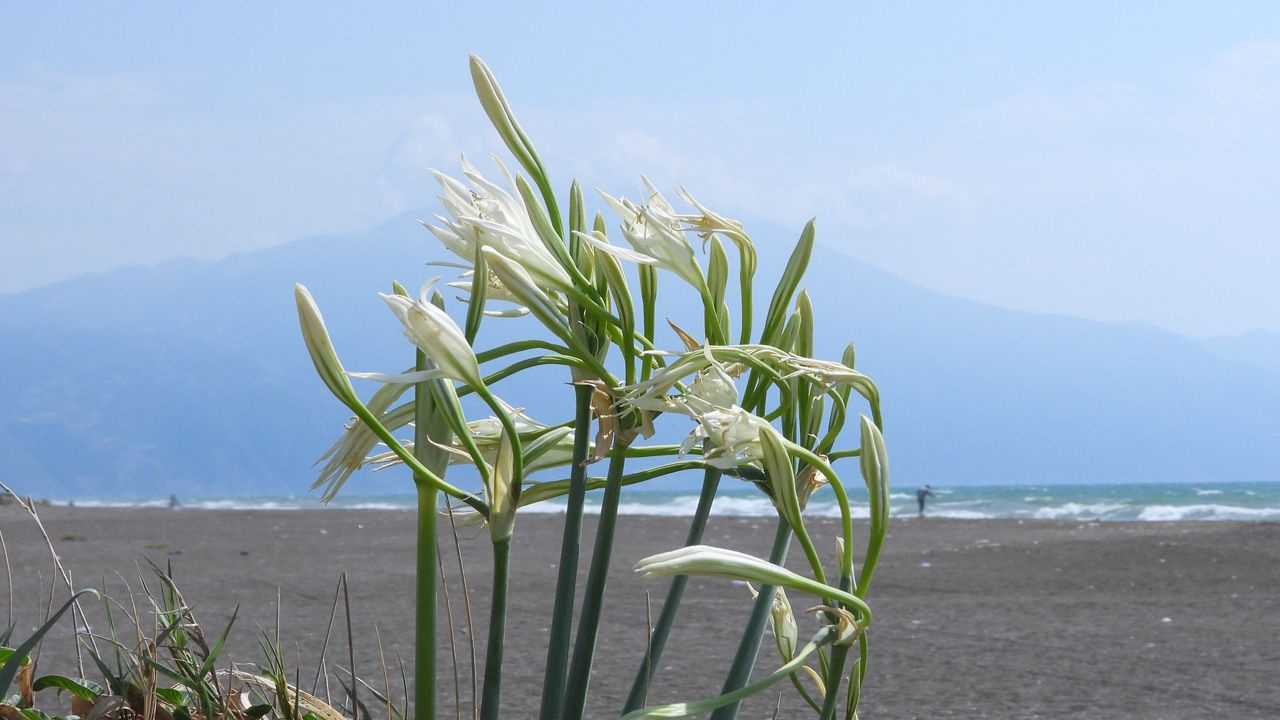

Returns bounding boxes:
[4,507,1277,718]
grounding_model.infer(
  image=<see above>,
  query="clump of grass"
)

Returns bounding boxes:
[0,485,402,720]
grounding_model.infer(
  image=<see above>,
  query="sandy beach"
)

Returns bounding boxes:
[2,506,1277,719]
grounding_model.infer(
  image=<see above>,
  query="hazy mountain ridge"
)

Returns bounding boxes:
[1200,329,1280,380]
[3,212,1278,498]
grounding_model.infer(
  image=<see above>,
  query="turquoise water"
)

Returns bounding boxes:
[64,481,1280,521]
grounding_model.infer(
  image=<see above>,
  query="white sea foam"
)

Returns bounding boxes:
[67,499,172,509]
[57,483,1280,522]
[1136,504,1280,521]
[1033,503,1128,520]
[924,509,992,519]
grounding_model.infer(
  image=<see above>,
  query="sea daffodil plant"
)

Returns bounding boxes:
[295,55,889,720]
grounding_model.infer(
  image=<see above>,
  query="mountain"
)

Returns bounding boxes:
[3,213,1279,498]
[1201,329,1280,380]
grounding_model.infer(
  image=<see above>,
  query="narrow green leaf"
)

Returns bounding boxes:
[0,589,98,696]
[194,605,238,680]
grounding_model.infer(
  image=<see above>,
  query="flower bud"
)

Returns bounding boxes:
[295,283,359,406]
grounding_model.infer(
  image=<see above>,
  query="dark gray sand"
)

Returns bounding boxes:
[2,506,1277,719]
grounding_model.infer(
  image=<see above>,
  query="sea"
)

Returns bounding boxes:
[60,481,1280,522]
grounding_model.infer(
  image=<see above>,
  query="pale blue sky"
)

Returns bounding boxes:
[3,2,1278,335]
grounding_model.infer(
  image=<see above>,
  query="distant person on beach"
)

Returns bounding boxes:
[917,484,934,516]
[168,494,180,509]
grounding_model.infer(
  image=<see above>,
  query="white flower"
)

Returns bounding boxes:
[687,360,738,408]
[446,270,529,318]
[427,157,571,291]
[675,186,750,246]
[597,177,704,290]
[622,346,744,416]
[681,404,771,471]
[379,280,482,387]
[370,401,577,475]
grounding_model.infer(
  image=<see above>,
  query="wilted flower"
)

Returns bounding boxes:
[314,384,413,501]
[794,464,827,510]
[427,156,571,291]
[379,281,483,387]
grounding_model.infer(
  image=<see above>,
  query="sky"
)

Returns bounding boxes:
[2,2,1278,337]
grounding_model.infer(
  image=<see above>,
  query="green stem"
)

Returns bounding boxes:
[622,628,835,720]
[478,538,511,720]
[708,520,792,720]
[537,386,593,720]
[622,468,721,712]
[475,339,571,364]
[562,445,630,720]
[413,349,452,720]
[820,645,850,720]
[414,483,438,720]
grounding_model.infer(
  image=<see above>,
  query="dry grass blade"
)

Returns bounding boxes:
[373,625,392,720]
[0,480,99,676]
[222,668,348,720]
[341,572,358,718]
[1,530,12,632]
[312,577,345,695]
[443,495,478,720]
[33,568,54,671]
[436,542,461,720]
[641,590,653,708]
